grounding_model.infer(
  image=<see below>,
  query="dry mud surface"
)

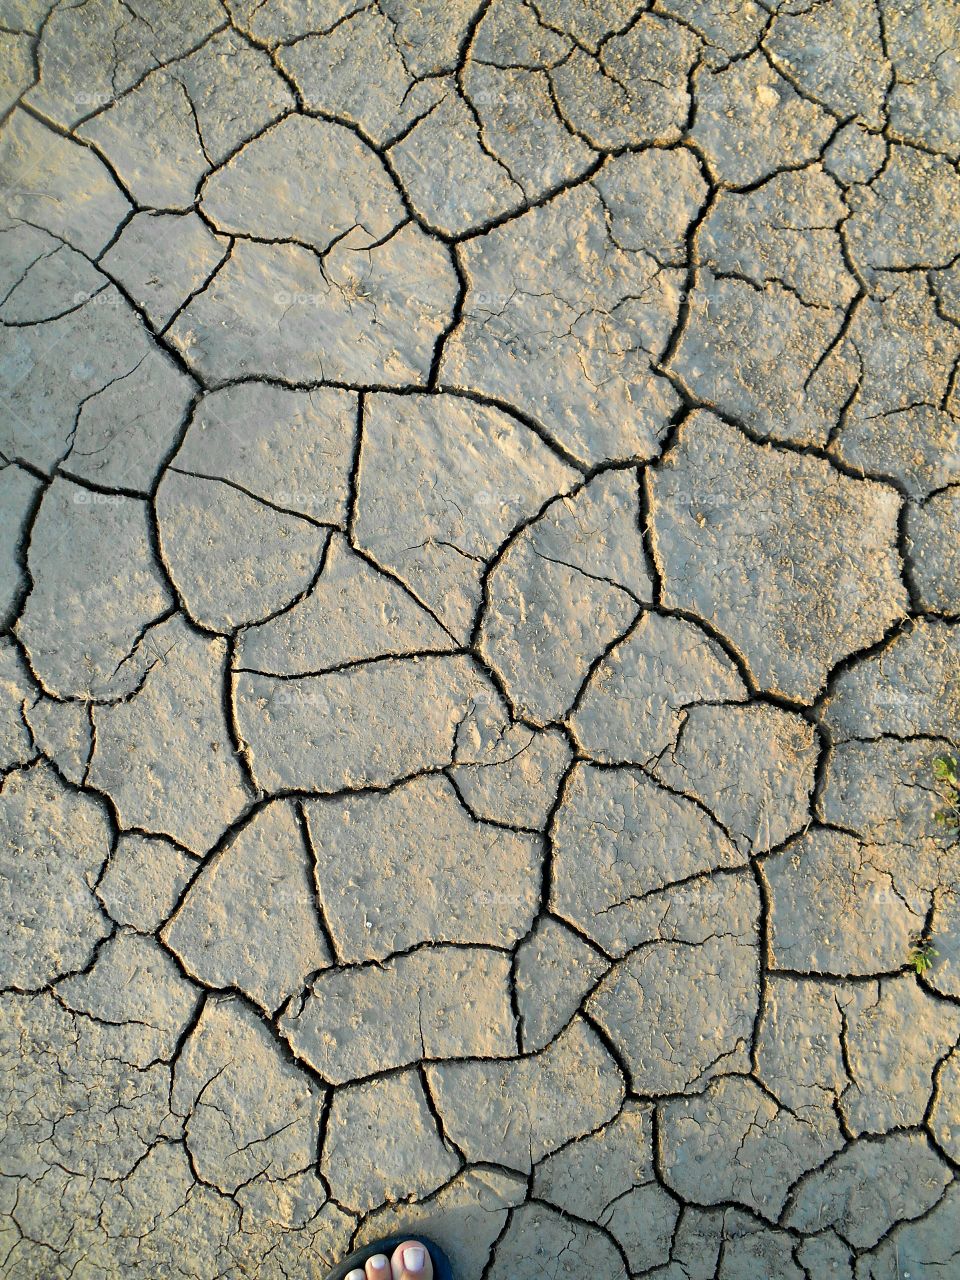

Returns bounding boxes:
[1,1,960,1277]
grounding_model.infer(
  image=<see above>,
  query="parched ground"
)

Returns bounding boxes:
[1,1,960,1277]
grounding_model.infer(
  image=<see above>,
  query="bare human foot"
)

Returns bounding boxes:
[344,1238,434,1280]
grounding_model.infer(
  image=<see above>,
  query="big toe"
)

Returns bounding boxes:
[391,1239,434,1280]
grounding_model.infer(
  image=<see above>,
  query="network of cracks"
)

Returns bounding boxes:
[1,0,960,1276]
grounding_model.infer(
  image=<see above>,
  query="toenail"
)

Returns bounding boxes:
[403,1246,425,1273]
[369,1256,389,1272]
[346,1271,365,1280]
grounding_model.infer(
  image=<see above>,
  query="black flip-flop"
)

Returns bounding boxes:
[325,1234,454,1280]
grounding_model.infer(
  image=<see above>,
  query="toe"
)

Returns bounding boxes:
[365,1253,391,1280]
[391,1238,433,1280]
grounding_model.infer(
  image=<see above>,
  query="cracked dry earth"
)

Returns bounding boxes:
[2,2,960,1280]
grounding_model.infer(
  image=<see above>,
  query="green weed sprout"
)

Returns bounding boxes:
[908,940,938,976]
[933,755,960,836]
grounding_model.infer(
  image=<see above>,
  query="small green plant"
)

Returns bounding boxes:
[908,939,938,976]
[933,755,960,835]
